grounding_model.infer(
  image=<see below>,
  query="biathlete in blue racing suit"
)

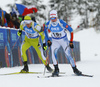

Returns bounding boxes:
[44,10,82,76]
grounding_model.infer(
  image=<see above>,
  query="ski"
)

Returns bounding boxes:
[78,73,93,77]
[37,71,66,78]
[37,73,93,78]
[46,71,66,74]
[0,71,66,76]
[73,73,93,77]
[0,72,42,75]
[37,75,67,78]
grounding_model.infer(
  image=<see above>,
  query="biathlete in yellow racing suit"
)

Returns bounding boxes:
[17,16,53,73]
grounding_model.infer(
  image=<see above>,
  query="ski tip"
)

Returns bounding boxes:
[73,74,94,77]
[79,74,94,77]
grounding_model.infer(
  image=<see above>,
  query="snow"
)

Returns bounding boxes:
[0,27,100,87]
[70,13,83,29]
[74,28,100,61]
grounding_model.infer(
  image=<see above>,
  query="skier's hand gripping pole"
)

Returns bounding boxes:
[17,30,22,37]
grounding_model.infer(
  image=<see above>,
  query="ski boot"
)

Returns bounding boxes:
[45,64,53,72]
[52,64,59,77]
[72,66,82,75]
[20,61,29,73]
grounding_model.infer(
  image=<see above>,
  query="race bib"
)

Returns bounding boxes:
[52,32,62,38]
[26,32,34,37]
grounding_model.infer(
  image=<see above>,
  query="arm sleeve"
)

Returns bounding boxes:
[59,19,74,42]
[33,22,45,43]
[60,19,73,32]
[39,31,45,43]
[44,22,50,41]
[70,32,73,42]
[34,22,41,32]
[44,27,49,41]
[20,21,24,30]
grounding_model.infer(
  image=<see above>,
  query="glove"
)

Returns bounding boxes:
[43,43,47,51]
[17,30,22,37]
[69,41,74,48]
[47,40,52,47]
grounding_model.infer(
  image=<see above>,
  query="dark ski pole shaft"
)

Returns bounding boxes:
[8,36,20,55]
[71,49,76,65]
[65,45,69,51]
[43,47,50,75]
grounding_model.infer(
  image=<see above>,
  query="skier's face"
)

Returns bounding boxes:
[50,17,57,22]
[26,23,31,28]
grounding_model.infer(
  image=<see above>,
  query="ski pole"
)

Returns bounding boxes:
[65,45,69,51]
[71,49,76,65]
[8,36,20,55]
[65,45,76,65]
[43,47,50,76]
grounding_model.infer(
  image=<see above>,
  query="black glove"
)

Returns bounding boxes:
[69,41,74,48]
[17,30,22,37]
[47,40,52,47]
[43,43,47,51]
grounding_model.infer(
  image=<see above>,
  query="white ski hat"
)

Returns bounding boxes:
[50,10,57,18]
[24,20,32,24]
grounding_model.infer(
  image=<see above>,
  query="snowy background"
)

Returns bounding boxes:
[0,0,100,87]
[0,0,21,13]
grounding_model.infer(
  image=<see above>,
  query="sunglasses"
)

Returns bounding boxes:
[50,17,56,20]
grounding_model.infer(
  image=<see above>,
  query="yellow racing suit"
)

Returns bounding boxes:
[20,20,46,65]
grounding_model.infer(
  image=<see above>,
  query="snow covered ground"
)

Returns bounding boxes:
[0,28,100,87]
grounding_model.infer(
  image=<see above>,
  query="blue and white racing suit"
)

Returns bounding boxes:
[44,19,76,67]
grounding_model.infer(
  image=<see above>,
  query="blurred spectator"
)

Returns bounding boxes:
[0,17,2,25]
[31,16,36,22]
[6,13,14,28]
[12,13,20,29]
[5,12,21,29]
[0,8,8,27]
[18,15,24,22]
[0,8,37,29]
[18,16,22,22]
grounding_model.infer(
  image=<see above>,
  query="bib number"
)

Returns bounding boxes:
[52,32,62,38]
[26,32,34,37]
